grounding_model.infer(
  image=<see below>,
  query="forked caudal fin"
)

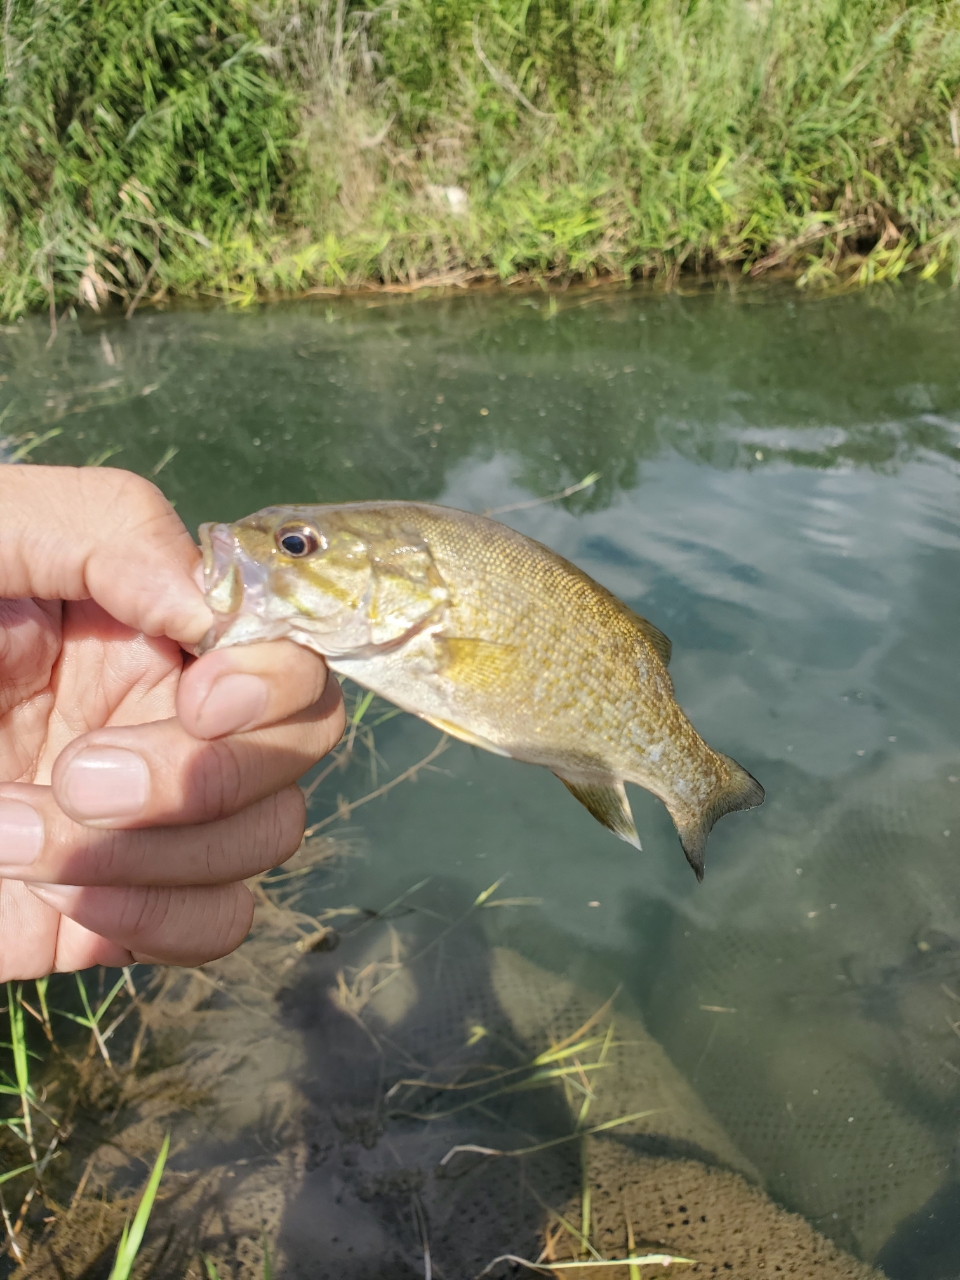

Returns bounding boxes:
[555,775,641,850]
[673,754,765,882]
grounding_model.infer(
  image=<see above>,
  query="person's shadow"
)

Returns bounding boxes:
[874,1174,960,1280]
[272,876,585,1279]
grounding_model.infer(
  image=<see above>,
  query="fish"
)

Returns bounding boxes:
[197,501,763,879]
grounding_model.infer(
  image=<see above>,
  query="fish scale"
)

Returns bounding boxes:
[199,501,763,878]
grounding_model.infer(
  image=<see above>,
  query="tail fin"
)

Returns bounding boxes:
[673,755,764,882]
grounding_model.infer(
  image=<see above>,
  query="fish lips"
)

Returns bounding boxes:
[197,522,293,654]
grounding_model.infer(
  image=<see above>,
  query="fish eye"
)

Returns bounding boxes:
[276,525,321,558]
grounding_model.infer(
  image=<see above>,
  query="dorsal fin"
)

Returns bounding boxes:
[554,775,641,849]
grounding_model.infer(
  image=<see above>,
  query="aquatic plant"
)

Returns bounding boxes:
[1,0,959,314]
[0,973,147,1263]
[107,1134,169,1280]
[0,705,435,1271]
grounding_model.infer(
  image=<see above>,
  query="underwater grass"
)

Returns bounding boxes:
[0,775,679,1276]
[107,1134,169,1280]
[0,731,482,1271]
[475,1254,694,1276]
[0,972,150,1263]
[2,0,959,317]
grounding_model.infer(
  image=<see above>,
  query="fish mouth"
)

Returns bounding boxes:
[197,522,278,654]
[199,523,243,612]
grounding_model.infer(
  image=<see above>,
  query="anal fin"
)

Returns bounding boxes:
[555,775,641,849]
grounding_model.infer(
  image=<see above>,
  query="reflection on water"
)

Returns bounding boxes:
[2,286,960,1275]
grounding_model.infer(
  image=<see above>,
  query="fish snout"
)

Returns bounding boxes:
[199,523,244,616]
[196,522,275,653]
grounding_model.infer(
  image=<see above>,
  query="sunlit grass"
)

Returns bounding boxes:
[107,1134,169,1280]
[2,0,959,319]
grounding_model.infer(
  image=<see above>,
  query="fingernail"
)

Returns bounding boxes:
[0,800,44,867]
[26,883,82,909]
[195,673,269,737]
[60,748,150,821]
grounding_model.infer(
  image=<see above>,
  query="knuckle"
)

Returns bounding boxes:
[200,825,236,883]
[319,679,347,739]
[111,469,166,513]
[98,471,182,546]
[304,653,330,704]
[268,646,328,714]
[47,821,128,886]
[234,790,305,876]
[185,887,252,963]
[327,699,347,749]
[217,885,254,949]
[254,788,304,867]
[88,830,131,884]
[191,789,302,886]
[276,785,307,856]
[88,469,152,520]
[192,739,247,821]
[115,885,168,941]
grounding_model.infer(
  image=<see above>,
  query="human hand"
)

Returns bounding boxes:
[0,466,345,978]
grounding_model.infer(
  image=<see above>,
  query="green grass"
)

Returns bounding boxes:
[107,1133,169,1280]
[0,974,146,1263]
[1,0,959,315]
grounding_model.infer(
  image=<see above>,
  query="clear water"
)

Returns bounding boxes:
[3,286,960,1274]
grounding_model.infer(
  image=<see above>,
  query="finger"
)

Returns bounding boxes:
[26,881,254,967]
[54,915,133,973]
[0,880,129,981]
[50,685,342,829]
[177,640,339,740]
[0,784,306,886]
[0,465,211,646]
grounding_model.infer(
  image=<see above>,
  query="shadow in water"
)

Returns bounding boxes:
[876,1176,960,1280]
[273,878,584,1279]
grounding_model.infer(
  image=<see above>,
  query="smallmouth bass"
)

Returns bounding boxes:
[198,501,763,878]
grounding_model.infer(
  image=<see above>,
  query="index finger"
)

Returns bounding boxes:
[0,465,211,645]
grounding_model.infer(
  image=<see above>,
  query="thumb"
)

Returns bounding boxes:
[0,465,212,646]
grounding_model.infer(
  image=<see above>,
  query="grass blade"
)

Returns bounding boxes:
[477,1254,694,1275]
[107,1133,170,1280]
[6,983,36,1161]
[440,1109,660,1167]
[0,1161,37,1188]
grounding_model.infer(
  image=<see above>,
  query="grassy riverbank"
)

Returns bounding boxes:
[1,0,959,317]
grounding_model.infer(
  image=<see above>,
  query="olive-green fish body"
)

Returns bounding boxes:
[198,501,763,878]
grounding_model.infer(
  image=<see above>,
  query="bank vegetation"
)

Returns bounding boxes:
[1,0,959,316]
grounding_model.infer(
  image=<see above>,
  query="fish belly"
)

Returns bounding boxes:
[326,646,514,759]
[328,625,762,879]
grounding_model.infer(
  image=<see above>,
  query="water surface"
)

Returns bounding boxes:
[3,285,960,1275]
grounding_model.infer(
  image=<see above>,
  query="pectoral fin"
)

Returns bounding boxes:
[555,775,641,849]
[433,636,518,692]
